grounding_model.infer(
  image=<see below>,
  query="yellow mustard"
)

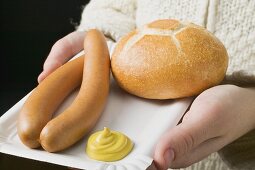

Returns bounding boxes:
[86,127,133,161]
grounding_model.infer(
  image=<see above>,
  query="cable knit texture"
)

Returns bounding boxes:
[78,0,255,169]
[207,0,255,85]
[77,0,136,41]
[136,0,209,28]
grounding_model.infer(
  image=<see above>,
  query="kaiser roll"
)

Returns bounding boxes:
[111,19,228,99]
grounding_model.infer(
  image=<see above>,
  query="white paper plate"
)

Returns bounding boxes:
[0,77,192,169]
[0,43,192,169]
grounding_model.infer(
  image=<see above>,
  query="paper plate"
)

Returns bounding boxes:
[0,43,192,170]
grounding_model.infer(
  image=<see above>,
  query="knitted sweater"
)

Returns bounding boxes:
[78,0,255,86]
[77,0,255,169]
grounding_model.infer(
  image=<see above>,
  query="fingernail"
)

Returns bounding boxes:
[164,148,174,167]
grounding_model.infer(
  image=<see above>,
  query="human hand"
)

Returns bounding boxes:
[37,31,85,83]
[153,85,255,170]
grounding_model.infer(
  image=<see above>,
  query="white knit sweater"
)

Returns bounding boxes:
[78,0,255,86]
[77,0,255,169]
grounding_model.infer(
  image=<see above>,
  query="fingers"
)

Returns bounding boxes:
[153,85,255,169]
[37,61,62,84]
[153,108,223,170]
[171,136,226,168]
[38,31,85,83]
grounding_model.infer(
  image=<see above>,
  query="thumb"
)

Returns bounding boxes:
[38,31,85,83]
[153,111,214,170]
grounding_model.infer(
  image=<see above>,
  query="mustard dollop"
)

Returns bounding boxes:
[86,127,133,161]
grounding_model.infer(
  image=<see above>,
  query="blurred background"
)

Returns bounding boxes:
[1,0,89,169]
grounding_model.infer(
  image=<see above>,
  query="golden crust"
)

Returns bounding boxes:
[111,19,228,99]
[175,27,228,94]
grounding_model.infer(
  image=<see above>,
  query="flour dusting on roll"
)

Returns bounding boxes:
[111,19,228,99]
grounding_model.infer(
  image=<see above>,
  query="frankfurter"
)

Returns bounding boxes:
[40,29,110,152]
[17,56,84,148]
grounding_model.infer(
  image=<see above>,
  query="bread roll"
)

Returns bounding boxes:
[111,19,228,99]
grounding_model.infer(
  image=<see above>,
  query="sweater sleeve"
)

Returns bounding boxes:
[77,0,137,42]
[207,0,255,85]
